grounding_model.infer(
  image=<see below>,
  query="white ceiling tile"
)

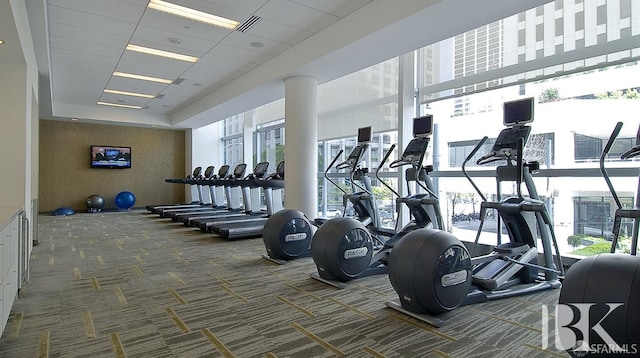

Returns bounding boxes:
[49,23,130,51]
[47,0,146,23]
[202,43,274,65]
[47,4,138,36]
[50,36,123,61]
[221,30,291,57]
[242,17,313,46]
[136,9,231,43]
[289,0,373,18]
[256,0,339,33]
[199,0,269,14]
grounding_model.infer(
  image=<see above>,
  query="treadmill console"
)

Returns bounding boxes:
[203,166,215,179]
[217,165,230,178]
[233,164,247,178]
[276,161,285,179]
[253,162,270,178]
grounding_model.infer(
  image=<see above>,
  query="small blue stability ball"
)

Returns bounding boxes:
[114,191,136,210]
[52,207,75,216]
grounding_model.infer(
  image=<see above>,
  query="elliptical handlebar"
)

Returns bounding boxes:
[621,125,640,159]
[325,149,347,195]
[375,144,400,198]
[462,136,489,202]
[516,137,525,200]
[599,121,624,209]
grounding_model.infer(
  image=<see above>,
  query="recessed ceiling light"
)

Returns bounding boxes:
[148,0,240,30]
[0,39,5,45]
[71,118,78,121]
[113,71,173,84]
[126,44,198,63]
[250,42,263,48]
[97,101,142,109]
[104,89,155,99]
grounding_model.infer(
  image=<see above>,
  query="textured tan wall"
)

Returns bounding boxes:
[39,120,186,212]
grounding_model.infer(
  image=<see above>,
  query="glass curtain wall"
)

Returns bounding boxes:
[415,0,640,258]
[315,57,400,225]
[255,120,285,172]
[222,114,245,170]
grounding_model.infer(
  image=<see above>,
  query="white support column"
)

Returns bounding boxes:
[397,52,416,228]
[284,76,319,218]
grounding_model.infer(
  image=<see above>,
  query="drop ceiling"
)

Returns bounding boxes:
[10,0,548,129]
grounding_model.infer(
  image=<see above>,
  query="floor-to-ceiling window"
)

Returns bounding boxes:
[222,114,245,170]
[416,0,640,257]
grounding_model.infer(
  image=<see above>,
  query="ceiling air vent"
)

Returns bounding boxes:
[236,16,261,33]
[172,78,185,85]
[155,94,165,99]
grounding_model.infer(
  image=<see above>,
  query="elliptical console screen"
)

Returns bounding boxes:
[492,126,532,152]
[413,115,433,137]
[503,97,534,126]
[357,126,372,143]
[347,145,364,161]
[402,137,429,163]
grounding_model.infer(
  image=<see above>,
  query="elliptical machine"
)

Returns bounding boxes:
[261,126,379,264]
[557,122,640,357]
[309,115,444,288]
[385,97,564,327]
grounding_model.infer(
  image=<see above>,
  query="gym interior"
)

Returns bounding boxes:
[1,0,640,357]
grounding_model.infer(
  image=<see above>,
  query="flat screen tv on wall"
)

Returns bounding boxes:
[91,145,131,169]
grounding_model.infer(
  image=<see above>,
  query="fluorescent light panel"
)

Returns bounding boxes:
[148,0,239,29]
[97,101,142,109]
[113,71,173,84]
[104,89,155,99]
[126,44,198,63]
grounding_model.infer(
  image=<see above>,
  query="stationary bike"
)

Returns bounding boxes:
[386,97,564,327]
[261,126,379,264]
[310,115,444,288]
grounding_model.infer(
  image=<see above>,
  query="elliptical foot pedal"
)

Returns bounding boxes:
[309,272,347,289]
[261,254,288,266]
[385,299,445,328]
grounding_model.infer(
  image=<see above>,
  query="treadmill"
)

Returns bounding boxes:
[172,165,250,225]
[160,164,245,219]
[211,161,285,240]
[146,166,206,213]
[155,165,218,217]
[193,162,272,233]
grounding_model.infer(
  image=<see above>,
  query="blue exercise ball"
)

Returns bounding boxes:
[115,191,136,210]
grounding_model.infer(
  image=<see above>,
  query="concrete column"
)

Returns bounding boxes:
[396,53,416,228]
[284,76,318,218]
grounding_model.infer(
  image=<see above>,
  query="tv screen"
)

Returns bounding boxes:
[357,126,372,143]
[413,115,433,137]
[91,145,131,169]
[503,97,534,126]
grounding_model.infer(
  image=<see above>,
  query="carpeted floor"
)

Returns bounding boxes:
[0,210,568,357]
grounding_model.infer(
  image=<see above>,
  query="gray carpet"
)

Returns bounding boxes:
[0,211,568,357]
